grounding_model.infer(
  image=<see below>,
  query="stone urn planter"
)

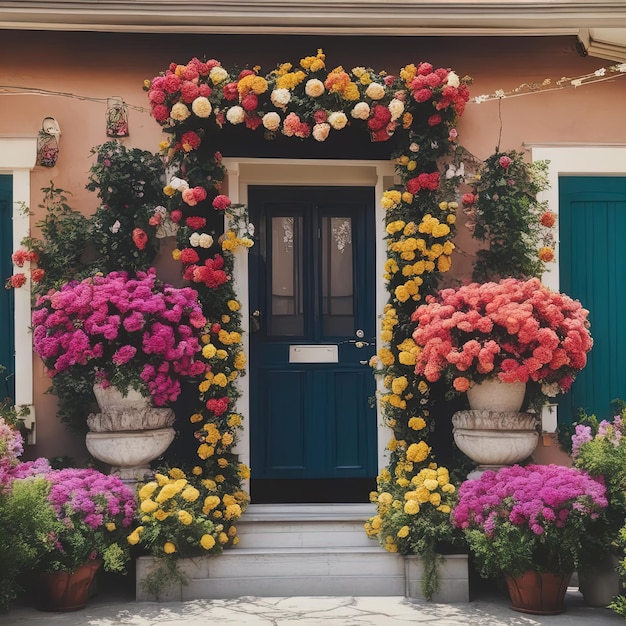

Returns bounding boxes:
[452,410,539,477]
[86,385,175,481]
[466,379,526,413]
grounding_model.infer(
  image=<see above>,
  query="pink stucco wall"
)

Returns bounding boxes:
[1,31,624,462]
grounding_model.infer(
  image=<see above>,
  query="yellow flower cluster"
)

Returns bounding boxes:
[221,230,254,252]
[300,48,326,72]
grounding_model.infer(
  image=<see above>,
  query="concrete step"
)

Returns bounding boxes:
[235,503,375,549]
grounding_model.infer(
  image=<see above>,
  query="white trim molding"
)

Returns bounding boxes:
[224,157,395,474]
[0,135,37,434]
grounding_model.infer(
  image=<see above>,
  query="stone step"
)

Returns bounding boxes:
[235,503,375,549]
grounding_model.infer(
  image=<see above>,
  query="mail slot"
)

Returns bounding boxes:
[289,345,338,363]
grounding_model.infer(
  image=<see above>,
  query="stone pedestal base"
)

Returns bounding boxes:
[452,410,539,475]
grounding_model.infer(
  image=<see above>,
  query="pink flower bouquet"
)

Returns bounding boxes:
[411,277,593,410]
[452,463,607,577]
[32,269,208,406]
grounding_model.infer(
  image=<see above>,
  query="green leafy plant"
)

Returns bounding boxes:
[571,405,626,569]
[366,461,463,599]
[452,464,608,579]
[130,466,249,598]
[463,149,554,282]
[0,477,61,611]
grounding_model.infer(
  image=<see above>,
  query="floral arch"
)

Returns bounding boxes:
[146,49,471,556]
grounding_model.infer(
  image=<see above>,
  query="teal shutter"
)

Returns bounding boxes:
[0,175,15,399]
[559,176,626,423]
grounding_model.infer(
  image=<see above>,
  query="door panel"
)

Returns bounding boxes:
[249,185,377,502]
[559,176,626,423]
[0,175,15,399]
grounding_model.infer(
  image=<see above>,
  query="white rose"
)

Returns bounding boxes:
[350,102,370,120]
[110,220,121,234]
[209,66,228,85]
[192,96,212,118]
[170,102,191,122]
[388,98,405,121]
[312,123,330,142]
[199,233,214,248]
[327,111,348,130]
[247,223,255,236]
[262,112,281,131]
[446,71,460,88]
[270,88,291,109]
[305,79,325,98]
[365,82,385,100]
[189,232,201,247]
[169,177,189,191]
[226,106,245,125]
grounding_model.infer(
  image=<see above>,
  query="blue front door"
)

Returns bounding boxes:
[249,186,377,503]
[0,175,15,400]
[559,176,626,423]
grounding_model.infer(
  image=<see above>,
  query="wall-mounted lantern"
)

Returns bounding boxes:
[36,117,61,167]
[106,97,129,137]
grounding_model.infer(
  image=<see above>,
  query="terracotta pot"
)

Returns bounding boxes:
[36,560,101,612]
[466,379,526,412]
[504,570,571,615]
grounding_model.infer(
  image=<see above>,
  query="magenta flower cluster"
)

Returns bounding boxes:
[47,467,136,531]
[452,464,607,537]
[32,269,208,405]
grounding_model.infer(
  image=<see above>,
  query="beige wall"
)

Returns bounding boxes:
[1,31,624,462]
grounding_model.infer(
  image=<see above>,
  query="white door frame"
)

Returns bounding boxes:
[223,157,396,475]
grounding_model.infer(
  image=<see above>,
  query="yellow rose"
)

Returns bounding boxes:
[138,482,158,500]
[105,522,116,532]
[163,542,176,554]
[404,500,420,515]
[140,499,158,514]
[178,510,193,525]
[182,486,200,502]
[397,526,410,538]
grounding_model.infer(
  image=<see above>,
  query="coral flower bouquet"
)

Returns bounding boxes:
[32,269,208,407]
[452,463,608,578]
[411,277,593,411]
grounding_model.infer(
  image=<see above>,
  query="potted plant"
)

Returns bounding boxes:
[131,466,248,600]
[365,462,467,601]
[412,277,593,413]
[571,406,626,606]
[452,463,608,614]
[0,419,137,612]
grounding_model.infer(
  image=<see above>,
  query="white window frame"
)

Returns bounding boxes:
[0,136,37,436]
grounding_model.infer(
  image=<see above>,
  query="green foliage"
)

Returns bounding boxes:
[0,478,61,611]
[21,183,93,298]
[86,141,164,275]
[467,149,552,282]
[139,557,189,601]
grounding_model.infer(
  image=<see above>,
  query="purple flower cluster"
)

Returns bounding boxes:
[452,464,607,537]
[47,467,136,530]
[32,269,208,405]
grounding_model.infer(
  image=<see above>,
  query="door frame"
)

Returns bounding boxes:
[0,136,37,434]
[223,157,396,487]
[528,143,626,431]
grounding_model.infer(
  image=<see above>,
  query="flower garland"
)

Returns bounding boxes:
[146,52,471,572]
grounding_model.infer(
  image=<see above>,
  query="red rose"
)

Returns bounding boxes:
[198,84,212,98]
[170,209,183,223]
[180,248,200,265]
[31,268,45,283]
[212,195,231,211]
[211,323,221,334]
[132,228,148,250]
[206,397,229,416]
[223,81,239,101]
[180,81,200,103]
[181,131,201,151]
[9,273,26,288]
[241,93,258,111]
[192,186,207,202]
[186,216,207,230]
[461,193,476,206]
[427,114,442,126]
[238,69,255,80]
[245,114,263,130]
[499,155,512,169]
[417,62,433,76]
[406,177,422,194]
[314,109,327,124]
[152,105,169,123]
[413,88,432,103]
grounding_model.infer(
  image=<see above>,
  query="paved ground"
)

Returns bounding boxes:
[3,585,624,625]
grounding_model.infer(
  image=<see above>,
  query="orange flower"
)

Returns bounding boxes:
[538,247,555,262]
[540,211,556,228]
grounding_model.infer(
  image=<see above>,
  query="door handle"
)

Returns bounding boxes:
[250,310,261,333]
